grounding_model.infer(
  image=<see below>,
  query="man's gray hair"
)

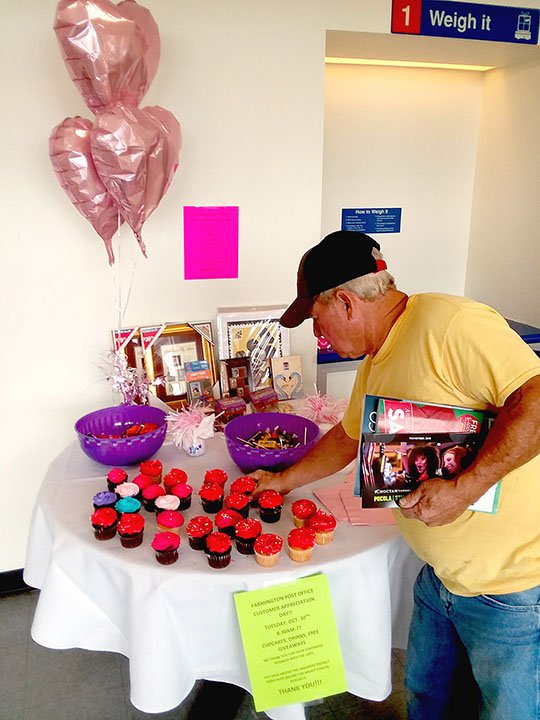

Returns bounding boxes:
[317,248,395,303]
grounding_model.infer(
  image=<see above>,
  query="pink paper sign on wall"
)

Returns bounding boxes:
[183,205,239,280]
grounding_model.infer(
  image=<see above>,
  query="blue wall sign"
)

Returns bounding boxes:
[342,208,402,234]
[392,1,539,45]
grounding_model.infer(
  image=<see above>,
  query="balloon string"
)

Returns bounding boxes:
[121,259,138,324]
[114,212,122,333]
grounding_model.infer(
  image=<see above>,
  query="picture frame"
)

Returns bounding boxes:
[219,357,253,400]
[143,322,217,410]
[111,327,146,376]
[216,306,290,390]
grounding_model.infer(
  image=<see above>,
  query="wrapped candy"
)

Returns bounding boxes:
[167,404,216,457]
[98,350,149,405]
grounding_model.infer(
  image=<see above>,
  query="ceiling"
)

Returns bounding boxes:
[326,30,540,69]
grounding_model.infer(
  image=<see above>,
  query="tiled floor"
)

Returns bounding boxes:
[1,590,407,720]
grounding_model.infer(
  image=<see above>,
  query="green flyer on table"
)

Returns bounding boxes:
[234,573,347,711]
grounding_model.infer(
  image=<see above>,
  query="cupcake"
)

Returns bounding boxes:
[204,532,232,569]
[117,513,145,548]
[186,515,214,550]
[308,510,337,544]
[133,473,154,496]
[92,490,118,510]
[139,459,163,483]
[291,499,318,528]
[198,482,224,513]
[204,468,228,487]
[141,483,166,512]
[155,494,181,513]
[258,490,284,524]
[156,510,184,535]
[170,482,193,511]
[224,492,250,518]
[90,507,118,541]
[106,467,128,492]
[215,509,244,538]
[229,476,257,496]
[115,482,140,500]
[234,518,262,555]
[163,468,188,493]
[254,533,283,567]
[151,532,181,565]
[115,497,142,516]
[287,527,316,563]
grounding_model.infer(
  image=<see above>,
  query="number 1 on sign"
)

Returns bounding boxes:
[391,0,422,34]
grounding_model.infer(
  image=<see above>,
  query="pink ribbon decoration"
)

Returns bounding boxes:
[49,116,123,265]
[91,103,181,256]
[53,0,160,114]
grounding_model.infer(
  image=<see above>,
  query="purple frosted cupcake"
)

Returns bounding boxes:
[92,490,118,510]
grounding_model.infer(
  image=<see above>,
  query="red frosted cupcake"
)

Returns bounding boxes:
[224,492,250,519]
[205,532,232,568]
[170,482,193,511]
[287,527,316,562]
[154,494,181,513]
[118,513,145,548]
[229,476,257,496]
[141,483,166,512]
[258,490,284,523]
[291,499,318,528]
[254,533,283,567]
[151,532,181,565]
[234,518,262,555]
[308,510,337,545]
[139,459,162,483]
[204,468,228,487]
[215,509,244,538]
[198,482,224,513]
[106,467,128,492]
[186,515,214,550]
[132,473,154,498]
[156,510,184,535]
[90,507,118,541]
[163,468,188,492]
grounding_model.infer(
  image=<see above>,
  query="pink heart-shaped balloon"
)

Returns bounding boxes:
[54,0,160,113]
[49,116,123,265]
[90,103,181,256]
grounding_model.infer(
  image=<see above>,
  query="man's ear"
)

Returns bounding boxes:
[335,289,353,318]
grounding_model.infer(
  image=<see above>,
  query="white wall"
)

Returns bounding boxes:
[466,59,540,324]
[322,63,483,297]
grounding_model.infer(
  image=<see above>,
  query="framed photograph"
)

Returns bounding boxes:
[217,306,290,390]
[143,323,217,409]
[271,355,304,400]
[219,357,253,400]
[111,327,145,375]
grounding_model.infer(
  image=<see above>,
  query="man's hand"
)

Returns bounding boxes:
[249,469,290,499]
[397,478,472,527]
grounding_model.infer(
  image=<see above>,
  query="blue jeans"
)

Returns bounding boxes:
[406,564,540,720]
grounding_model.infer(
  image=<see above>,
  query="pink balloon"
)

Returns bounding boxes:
[54,0,160,113]
[91,103,181,256]
[49,116,123,265]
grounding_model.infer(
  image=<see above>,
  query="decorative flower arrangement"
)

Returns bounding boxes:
[98,350,149,405]
[167,403,217,456]
[297,391,348,426]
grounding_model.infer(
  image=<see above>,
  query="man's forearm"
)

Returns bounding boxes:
[279,422,359,493]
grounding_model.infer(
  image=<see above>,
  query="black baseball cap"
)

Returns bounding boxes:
[280,231,386,328]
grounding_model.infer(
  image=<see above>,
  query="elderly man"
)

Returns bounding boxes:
[251,230,540,720]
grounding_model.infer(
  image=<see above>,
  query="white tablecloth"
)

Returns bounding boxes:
[24,435,423,720]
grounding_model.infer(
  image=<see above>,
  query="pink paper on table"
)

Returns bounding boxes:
[313,483,349,522]
[183,206,238,279]
[340,488,396,526]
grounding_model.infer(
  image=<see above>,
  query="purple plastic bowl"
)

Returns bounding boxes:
[224,412,320,473]
[74,405,167,466]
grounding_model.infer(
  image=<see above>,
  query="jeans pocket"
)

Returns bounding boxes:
[480,585,540,610]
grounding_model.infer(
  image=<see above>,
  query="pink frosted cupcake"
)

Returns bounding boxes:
[198,482,224,513]
[205,532,232,568]
[163,468,188,493]
[90,507,118,541]
[170,482,193,511]
[154,494,181,513]
[141,483,166,512]
[308,510,337,544]
[215,509,244,538]
[151,532,181,565]
[132,473,154,497]
[234,518,262,555]
[106,467,128,492]
[186,515,214,550]
[291,499,318,528]
[118,513,145,548]
[287,527,316,562]
[254,533,283,567]
[224,492,250,518]
[156,510,185,535]
[204,468,228,487]
[139,459,163,483]
[115,482,140,500]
